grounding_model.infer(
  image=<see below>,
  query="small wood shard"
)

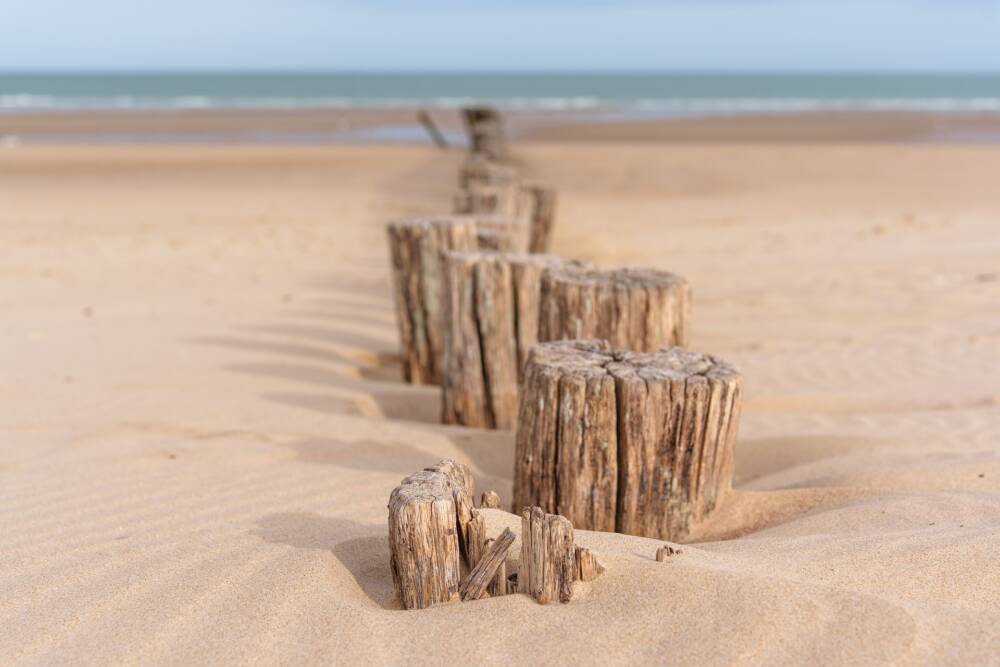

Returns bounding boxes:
[574,546,605,582]
[480,491,502,509]
[518,507,576,604]
[460,528,516,601]
[387,460,475,610]
[656,545,682,562]
[464,509,486,569]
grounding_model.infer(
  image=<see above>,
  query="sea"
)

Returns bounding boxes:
[3,72,1000,115]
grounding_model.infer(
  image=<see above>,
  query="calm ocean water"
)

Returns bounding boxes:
[3,73,1000,114]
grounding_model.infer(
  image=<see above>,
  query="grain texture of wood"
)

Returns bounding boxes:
[523,184,558,253]
[459,527,516,601]
[464,509,487,569]
[387,460,476,610]
[574,546,605,582]
[441,251,572,429]
[480,491,502,509]
[513,340,742,541]
[539,265,692,351]
[386,218,479,385]
[518,507,576,604]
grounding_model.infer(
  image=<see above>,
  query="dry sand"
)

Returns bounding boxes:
[1,130,999,664]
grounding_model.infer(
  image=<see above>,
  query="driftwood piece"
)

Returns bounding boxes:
[441,251,572,429]
[513,340,742,541]
[388,460,476,609]
[518,507,575,604]
[574,546,605,582]
[489,539,509,597]
[460,527,516,601]
[656,545,682,561]
[461,106,506,160]
[387,218,479,385]
[523,184,557,253]
[480,491,502,509]
[539,266,691,351]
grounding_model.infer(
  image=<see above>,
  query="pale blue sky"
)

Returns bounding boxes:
[2,0,999,71]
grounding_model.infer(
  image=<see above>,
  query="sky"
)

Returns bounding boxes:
[1,0,999,72]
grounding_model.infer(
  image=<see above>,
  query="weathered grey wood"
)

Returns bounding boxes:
[518,507,575,604]
[489,540,509,597]
[460,527,516,601]
[523,184,557,253]
[387,460,476,610]
[441,251,572,430]
[656,545,681,561]
[386,218,479,385]
[480,491,502,509]
[539,266,692,351]
[574,546,605,582]
[461,106,506,160]
[513,340,742,541]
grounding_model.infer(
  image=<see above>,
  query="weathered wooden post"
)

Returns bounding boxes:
[441,252,579,429]
[513,340,742,541]
[523,183,557,253]
[518,507,575,604]
[461,106,506,160]
[458,154,520,190]
[540,266,691,351]
[386,217,478,384]
[387,460,475,609]
[453,182,523,223]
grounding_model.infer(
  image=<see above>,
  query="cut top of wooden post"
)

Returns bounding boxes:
[514,339,741,540]
[386,217,479,385]
[540,265,691,351]
[387,459,476,610]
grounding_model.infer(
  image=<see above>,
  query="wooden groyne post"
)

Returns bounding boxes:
[386,217,478,384]
[513,340,742,541]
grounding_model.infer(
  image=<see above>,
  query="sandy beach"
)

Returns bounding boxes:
[2,113,999,664]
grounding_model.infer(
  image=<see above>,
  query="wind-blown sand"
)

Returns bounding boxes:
[1,137,999,664]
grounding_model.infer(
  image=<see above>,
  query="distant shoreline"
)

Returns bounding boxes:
[4,108,1000,146]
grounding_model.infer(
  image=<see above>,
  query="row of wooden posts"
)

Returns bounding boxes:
[385,108,743,609]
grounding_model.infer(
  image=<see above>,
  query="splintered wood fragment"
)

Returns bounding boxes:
[386,218,479,385]
[539,265,692,350]
[656,545,682,561]
[441,252,577,429]
[514,340,742,541]
[388,460,476,610]
[574,546,605,582]
[460,528,516,601]
[489,539,509,597]
[518,507,575,604]
[523,184,558,254]
[464,509,486,569]
[481,491,502,509]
